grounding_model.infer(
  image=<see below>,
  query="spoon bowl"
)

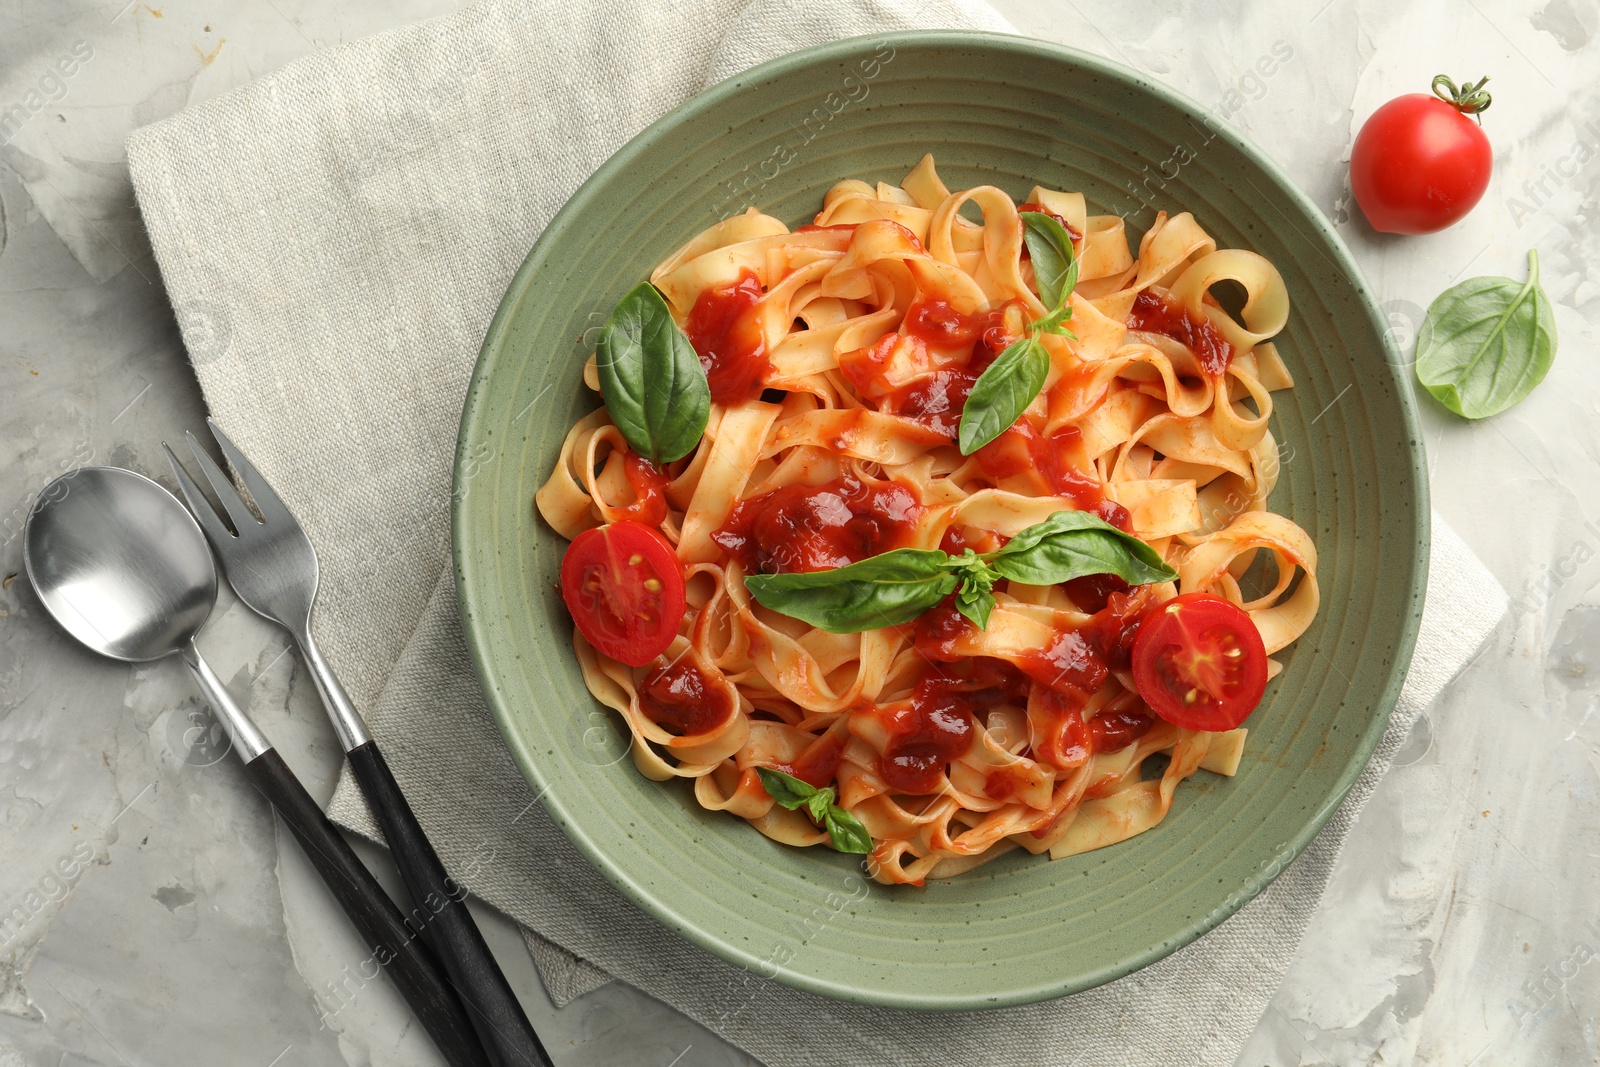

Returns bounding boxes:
[23,466,217,663]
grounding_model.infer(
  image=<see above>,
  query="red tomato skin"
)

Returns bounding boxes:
[559,522,686,668]
[1131,592,1268,732]
[1350,94,1492,235]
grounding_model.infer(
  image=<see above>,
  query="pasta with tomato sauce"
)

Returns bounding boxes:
[536,155,1318,886]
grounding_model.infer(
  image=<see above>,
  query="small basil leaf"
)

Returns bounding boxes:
[1415,249,1557,420]
[957,335,1050,455]
[823,807,873,854]
[596,282,711,464]
[988,510,1177,587]
[1030,302,1076,338]
[953,580,996,630]
[805,791,834,825]
[756,767,820,809]
[943,548,990,577]
[944,549,998,629]
[744,549,959,634]
[1021,211,1079,311]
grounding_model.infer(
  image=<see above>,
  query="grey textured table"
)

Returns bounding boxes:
[1,2,1596,1064]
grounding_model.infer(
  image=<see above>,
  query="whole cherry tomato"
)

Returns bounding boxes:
[1350,75,1494,235]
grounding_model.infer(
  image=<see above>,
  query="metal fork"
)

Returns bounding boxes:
[165,419,551,1067]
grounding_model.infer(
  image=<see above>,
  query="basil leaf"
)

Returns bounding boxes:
[755,766,820,808]
[596,282,711,464]
[823,807,873,855]
[1414,249,1557,420]
[744,549,958,634]
[988,510,1177,587]
[953,580,995,630]
[1021,211,1079,311]
[957,335,1050,455]
[946,549,998,629]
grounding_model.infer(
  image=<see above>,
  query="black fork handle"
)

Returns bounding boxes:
[244,749,491,1067]
[347,741,553,1067]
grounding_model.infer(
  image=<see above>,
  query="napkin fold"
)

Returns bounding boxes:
[125,1,1508,1063]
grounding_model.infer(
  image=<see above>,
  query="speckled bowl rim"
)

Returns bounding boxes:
[454,30,1429,1010]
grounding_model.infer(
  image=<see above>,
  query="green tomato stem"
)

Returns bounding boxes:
[1431,74,1492,122]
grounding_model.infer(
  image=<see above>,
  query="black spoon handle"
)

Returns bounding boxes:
[347,741,554,1067]
[245,748,492,1067]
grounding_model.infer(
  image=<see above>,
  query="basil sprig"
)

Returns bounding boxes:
[948,548,999,629]
[756,767,872,854]
[1414,249,1557,420]
[956,211,1080,454]
[595,282,711,464]
[744,510,1175,634]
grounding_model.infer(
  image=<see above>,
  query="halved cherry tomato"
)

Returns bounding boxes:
[1131,593,1267,731]
[559,521,685,667]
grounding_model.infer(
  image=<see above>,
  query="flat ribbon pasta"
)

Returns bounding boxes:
[536,154,1316,885]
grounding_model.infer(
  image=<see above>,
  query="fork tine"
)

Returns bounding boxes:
[205,418,298,527]
[182,430,262,535]
[163,442,239,546]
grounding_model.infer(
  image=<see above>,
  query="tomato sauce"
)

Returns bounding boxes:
[902,298,1019,355]
[881,367,983,439]
[878,692,974,794]
[836,333,902,397]
[868,662,1035,793]
[615,449,669,525]
[839,299,1026,440]
[902,300,980,347]
[984,767,1022,799]
[1083,589,1154,672]
[1018,628,1109,695]
[911,588,1152,698]
[713,472,923,574]
[910,596,976,661]
[939,524,1004,556]
[919,658,1032,706]
[1029,685,1093,770]
[1127,288,1234,376]
[870,621,1161,786]
[1063,573,1131,614]
[684,268,769,405]
[783,732,846,789]
[1087,707,1156,753]
[639,657,734,736]
[975,423,1132,531]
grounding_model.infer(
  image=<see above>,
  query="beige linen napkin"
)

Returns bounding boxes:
[125,0,1508,1062]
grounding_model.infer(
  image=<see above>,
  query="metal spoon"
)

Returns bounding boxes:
[23,466,490,1067]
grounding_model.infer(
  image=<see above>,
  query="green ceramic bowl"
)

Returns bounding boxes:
[454,31,1428,1010]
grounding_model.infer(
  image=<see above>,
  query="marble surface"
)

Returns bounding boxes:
[0,1,1595,1064]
